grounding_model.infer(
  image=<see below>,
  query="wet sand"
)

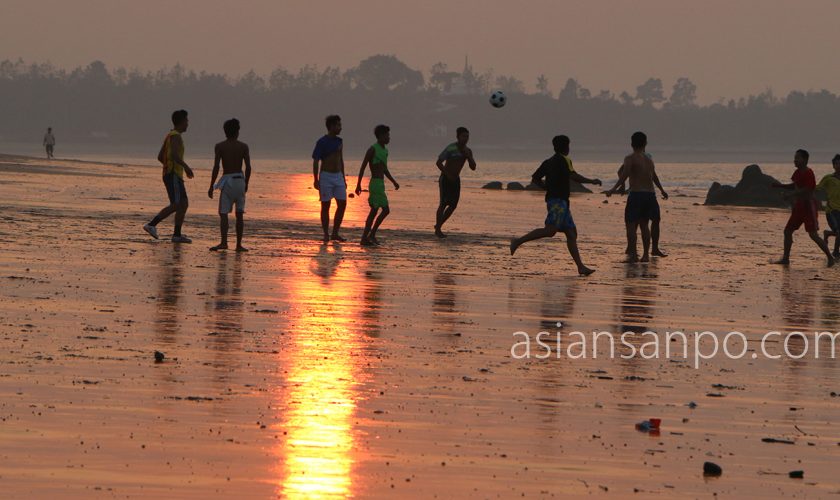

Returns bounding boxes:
[1,154,839,498]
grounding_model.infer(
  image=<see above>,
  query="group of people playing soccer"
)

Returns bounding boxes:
[140,109,840,274]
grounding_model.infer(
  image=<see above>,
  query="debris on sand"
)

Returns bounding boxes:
[703,462,723,476]
[635,418,661,435]
[154,351,165,363]
[761,437,795,445]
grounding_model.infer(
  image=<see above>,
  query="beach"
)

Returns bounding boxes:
[1,153,839,498]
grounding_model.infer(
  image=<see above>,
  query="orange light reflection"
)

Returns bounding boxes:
[277,244,368,499]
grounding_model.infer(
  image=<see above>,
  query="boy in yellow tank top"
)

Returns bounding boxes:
[144,109,194,243]
[355,124,399,246]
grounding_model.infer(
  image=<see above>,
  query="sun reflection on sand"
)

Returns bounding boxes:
[277,244,369,499]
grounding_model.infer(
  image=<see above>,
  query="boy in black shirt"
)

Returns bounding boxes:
[509,135,601,276]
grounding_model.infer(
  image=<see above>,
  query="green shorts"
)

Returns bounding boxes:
[368,178,388,208]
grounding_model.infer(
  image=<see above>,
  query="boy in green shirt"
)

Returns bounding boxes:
[817,154,840,258]
[355,124,399,246]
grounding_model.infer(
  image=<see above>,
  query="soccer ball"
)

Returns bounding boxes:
[490,90,507,108]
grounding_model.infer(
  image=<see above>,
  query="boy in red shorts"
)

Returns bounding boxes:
[772,149,835,266]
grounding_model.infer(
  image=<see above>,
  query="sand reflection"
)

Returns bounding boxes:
[154,246,184,344]
[277,244,369,499]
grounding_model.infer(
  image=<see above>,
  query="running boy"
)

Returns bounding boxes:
[434,127,476,238]
[313,115,347,243]
[817,154,840,258]
[772,149,835,266]
[509,135,601,276]
[144,109,194,243]
[208,118,252,252]
[355,124,399,246]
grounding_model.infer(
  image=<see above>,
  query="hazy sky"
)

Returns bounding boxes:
[3,0,840,103]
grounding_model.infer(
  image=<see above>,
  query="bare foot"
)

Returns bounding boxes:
[360,238,374,247]
[623,254,639,263]
[510,238,519,256]
[773,258,790,265]
[652,249,668,257]
[578,267,596,276]
[640,254,650,263]
[210,243,228,252]
[434,227,447,239]
[370,236,381,246]
[331,234,346,242]
[235,246,248,252]
[322,234,330,244]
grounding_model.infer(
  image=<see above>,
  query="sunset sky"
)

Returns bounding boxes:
[3,0,839,103]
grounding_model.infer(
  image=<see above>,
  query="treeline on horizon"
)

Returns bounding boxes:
[1,55,839,158]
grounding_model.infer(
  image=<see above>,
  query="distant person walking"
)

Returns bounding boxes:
[208,118,252,252]
[143,109,194,243]
[509,135,601,276]
[43,127,55,159]
[772,149,835,266]
[312,115,347,243]
[355,124,399,246]
[818,154,840,258]
[434,126,476,238]
[604,132,668,262]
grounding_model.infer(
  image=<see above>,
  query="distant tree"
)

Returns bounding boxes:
[536,74,551,96]
[428,62,459,92]
[268,67,295,91]
[595,90,614,101]
[635,77,665,107]
[495,74,524,94]
[558,78,590,101]
[348,55,424,92]
[236,70,266,93]
[619,91,635,105]
[668,77,697,108]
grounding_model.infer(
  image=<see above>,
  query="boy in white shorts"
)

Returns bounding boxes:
[312,114,347,242]
[208,118,252,252]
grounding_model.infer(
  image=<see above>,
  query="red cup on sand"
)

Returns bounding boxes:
[649,418,661,429]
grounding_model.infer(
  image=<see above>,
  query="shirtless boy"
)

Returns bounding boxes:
[208,118,252,252]
[605,132,668,262]
[434,127,476,238]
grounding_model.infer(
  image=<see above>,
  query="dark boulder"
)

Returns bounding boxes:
[704,164,787,208]
[482,181,503,190]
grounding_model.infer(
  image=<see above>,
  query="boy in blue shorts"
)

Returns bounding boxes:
[509,135,602,276]
[817,154,840,258]
[355,124,400,246]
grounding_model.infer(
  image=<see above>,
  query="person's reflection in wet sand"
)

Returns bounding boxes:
[538,279,580,334]
[154,245,185,345]
[819,277,840,328]
[616,261,659,382]
[360,268,384,338]
[781,268,816,333]
[532,278,580,432]
[432,271,458,333]
[310,243,342,282]
[206,253,245,382]
[779,269,814,380]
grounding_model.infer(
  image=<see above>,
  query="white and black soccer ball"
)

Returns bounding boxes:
[489,90,507,108]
